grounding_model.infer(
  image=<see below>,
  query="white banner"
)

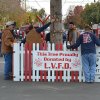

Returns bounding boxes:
[33,50,82,70]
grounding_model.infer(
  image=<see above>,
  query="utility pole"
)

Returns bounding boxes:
[50,0,63,44]
[20,0,27,11]
[25,0,26,11]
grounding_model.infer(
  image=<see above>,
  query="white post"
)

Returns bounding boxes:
[13,43,20,81]
[20,44,24,81]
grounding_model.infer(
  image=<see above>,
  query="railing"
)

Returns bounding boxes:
[13,43,100,82]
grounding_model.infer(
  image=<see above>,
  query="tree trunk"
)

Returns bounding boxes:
[50,0,63,44]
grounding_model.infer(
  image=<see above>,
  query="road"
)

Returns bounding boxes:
[0,57,100,100]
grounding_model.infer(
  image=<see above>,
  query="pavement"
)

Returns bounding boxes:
[0,57,100,100]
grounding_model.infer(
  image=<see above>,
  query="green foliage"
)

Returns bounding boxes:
[81,2,100,25]
[0,0,26,27]
[25,8,46,25]
[0,0,46,27]
[65,6,84,29]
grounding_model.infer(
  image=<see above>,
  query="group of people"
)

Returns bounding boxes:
[1,19,55,80]
[1,20,100,83]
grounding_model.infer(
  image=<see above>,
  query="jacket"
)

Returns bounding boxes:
[68,28,80,45]
[1,28,14,54]
[26,28,42,44]
[69,32,100,55]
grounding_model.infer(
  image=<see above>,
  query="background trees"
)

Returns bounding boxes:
[0,0,46,27]
[64,6,84,29]
[0,0,25,27]
[0,0,100,32]
[81,2,100,25]
[64,2,100,29]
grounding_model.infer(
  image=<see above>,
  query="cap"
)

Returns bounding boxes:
[84,25,92,30]
[6,21,16,26]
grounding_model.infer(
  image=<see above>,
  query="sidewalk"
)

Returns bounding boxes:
[0,57,100,100]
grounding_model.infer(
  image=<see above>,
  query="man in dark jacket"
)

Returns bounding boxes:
[67,25,100,83]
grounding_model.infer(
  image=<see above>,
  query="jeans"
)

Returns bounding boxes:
[4,53,12,79]
[82,53,96,82]
[0,43,2,57]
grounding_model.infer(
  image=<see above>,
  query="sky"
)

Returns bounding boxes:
[26,0,95,18]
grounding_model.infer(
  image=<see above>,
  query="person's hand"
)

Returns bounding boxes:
[11,43,14,47]
[67,45,71,49]
[14,38,18,43]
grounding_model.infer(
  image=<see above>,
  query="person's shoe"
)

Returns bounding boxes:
[4,76,12,80]
[4,77,10,80]
[90,80,94,83]
[85,80,91,83]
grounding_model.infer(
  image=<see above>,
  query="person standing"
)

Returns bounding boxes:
[1,21,16,80]
[21,21,54,44]
[25,19,55,44]
[67,22,80,45]
[67,25,100,83]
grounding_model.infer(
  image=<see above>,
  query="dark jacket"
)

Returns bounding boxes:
[69,32,100,55]
[45,32,67,43]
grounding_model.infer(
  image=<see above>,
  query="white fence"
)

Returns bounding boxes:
[13,43,100,82]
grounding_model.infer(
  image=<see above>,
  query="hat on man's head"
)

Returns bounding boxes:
[84,25,92,30]
[6,21,16,26]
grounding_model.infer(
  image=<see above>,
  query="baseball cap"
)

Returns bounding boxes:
[84,25,92,30]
